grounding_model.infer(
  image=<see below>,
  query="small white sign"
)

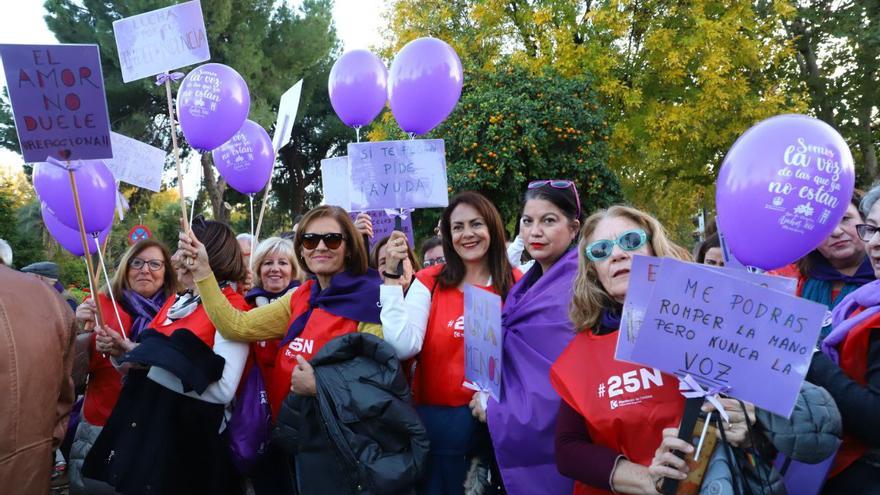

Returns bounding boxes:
[272,80,303,153]
[321,156,351,210]
[105,132,167,191]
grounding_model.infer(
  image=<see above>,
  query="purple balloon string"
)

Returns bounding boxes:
[678,374,730,423]
[383,208,415,221]
[155,71,185,86]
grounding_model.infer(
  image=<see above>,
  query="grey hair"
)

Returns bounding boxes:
[0,239,11,266]
[860,184,880,218]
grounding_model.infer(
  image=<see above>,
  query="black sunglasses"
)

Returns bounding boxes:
[301,232,346,250]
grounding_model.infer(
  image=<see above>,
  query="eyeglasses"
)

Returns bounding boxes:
[528,180,581,218]
[584,229,649,262]
[130,258,165,272]
[856,224,880,242]
[423,256,445,268]
[301,232,346,250]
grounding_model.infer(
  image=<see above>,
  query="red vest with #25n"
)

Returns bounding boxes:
[268,279,360,417]
[551,329,684,495]
[412,264,521,407]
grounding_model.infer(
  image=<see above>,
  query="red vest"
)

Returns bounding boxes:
[828,307,878,477]
[268,279,360,417]
[150,285,249,346]
[411,265,521,407]
[81,294,132,426]
[551,330,684,495]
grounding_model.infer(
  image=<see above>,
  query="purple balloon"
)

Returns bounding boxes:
[389,37,463,135]
[211,120,274,195]
[177,63,251,151]
[329,50,388,127]
[33,160,117,234]
[716,114,855,270]
[41,203,110,257]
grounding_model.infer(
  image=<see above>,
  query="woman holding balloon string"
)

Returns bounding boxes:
[68,240,178,495]
[550,205,760,495]
[381,191,520,494]
[805,185,880,493]
[82,217,252,495]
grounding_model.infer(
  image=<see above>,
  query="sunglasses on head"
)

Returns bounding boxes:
[301,233,346,250]
[585,229,649,262]
[528,179,581,218]
[856,224,880,242]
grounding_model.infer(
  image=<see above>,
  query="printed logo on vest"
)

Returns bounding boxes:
[284,338,315,357]
[599,368,665,409]
[446,316,465,338]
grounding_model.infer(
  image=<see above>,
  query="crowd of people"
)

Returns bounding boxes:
[1,179,878,495]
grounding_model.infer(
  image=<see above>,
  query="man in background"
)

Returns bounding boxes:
[21,261,78,311]
[0,265,77,494]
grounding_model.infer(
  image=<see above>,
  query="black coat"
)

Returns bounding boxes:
[273,333,430,495]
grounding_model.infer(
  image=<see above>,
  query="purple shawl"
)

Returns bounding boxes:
[823,278,880,363]
[487,249,578,495]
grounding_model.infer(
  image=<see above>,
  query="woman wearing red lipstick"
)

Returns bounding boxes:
[381,191,519,495]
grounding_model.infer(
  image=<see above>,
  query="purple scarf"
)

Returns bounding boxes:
[245,280,300,306]
[280,270,382,346]
[120,289,167,341]
[822,279,880,363]
[487,249,578,495]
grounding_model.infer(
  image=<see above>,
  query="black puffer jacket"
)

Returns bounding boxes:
[273,333,429,495]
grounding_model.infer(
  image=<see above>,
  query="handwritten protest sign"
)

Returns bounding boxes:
[629,258,825,417]
[347,139,449,211]
[464,284,503,400]
[618,256,798,364]
[272,80,303,153]
[105,132,166,191]
[348,210,414,251]
[321,156,351,209]
[112,0,210,82]
[0,44,112,162]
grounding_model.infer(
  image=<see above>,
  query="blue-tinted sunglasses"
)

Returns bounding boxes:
[585,229,649,262]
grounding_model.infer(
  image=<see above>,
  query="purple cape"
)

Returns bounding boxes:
[487,249,578,495]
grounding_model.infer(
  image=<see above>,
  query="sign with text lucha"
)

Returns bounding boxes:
[347,139,449,211]
[105,132,166,191]
[348,210,414,251]
[0,44,112,162]
[464,284,503,401]
[112,0,210,82]
[629,258,824,417]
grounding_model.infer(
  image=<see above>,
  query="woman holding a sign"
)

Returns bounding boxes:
[551,206,756,494]
[82,217,252,495]
[466,180,582,495]
[382,191,519,494]
[69,240,178,495]
[806,186,880,493]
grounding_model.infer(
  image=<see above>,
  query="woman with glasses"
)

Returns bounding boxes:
[805,186,880,493]
[551,205,756,494]
[466,180,582,494]
[382,191,518,494]
[68,240,178,495]
[421,236,445,268]
[82,217,252,495]
[177,206,408,493]
[773,193,873,339]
